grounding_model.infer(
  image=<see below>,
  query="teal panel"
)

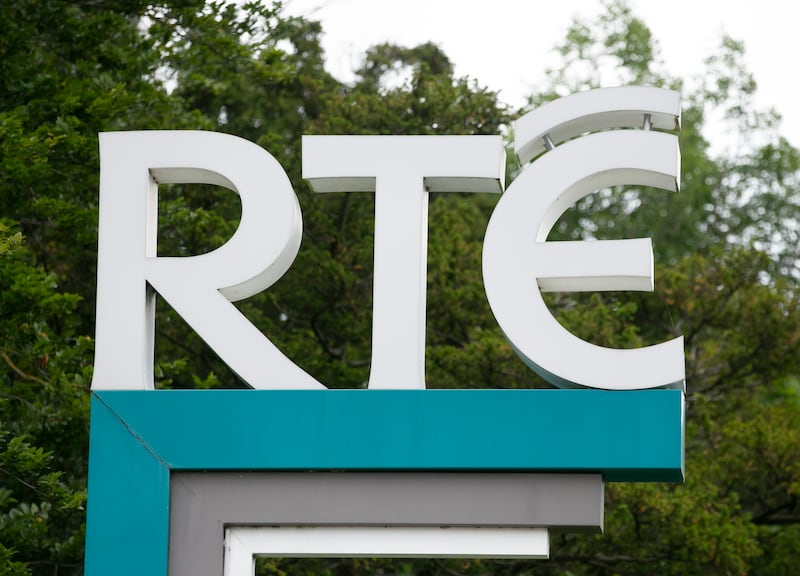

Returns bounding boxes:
[85,396,170,576]
[86,389,683,575]
[95,389,684,481]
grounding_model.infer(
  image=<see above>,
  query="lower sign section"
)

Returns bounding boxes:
[225,526,549,574]
[85,389,683,576]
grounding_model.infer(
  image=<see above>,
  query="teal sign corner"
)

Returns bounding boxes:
[84,389,684,575]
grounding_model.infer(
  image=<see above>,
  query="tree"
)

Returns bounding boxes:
[0,225,87,574]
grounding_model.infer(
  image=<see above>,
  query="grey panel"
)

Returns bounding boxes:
[169,472,603,576]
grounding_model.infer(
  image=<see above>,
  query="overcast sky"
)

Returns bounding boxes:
[283,0,800,148]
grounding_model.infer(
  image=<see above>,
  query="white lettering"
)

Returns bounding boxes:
[483,87,685,390]
[302,136,505,389]
[92,87,686,392]
[94,131,323,390]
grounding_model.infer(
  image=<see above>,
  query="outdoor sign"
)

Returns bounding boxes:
[85,86,685,576]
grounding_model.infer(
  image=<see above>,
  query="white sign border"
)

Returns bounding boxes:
[224,526,550,575]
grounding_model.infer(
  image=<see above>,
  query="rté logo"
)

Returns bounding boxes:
[92,86,685,392]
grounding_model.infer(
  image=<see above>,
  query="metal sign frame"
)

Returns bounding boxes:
[85,389,683,575]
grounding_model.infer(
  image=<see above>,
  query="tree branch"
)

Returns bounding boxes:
[1,349,49,386]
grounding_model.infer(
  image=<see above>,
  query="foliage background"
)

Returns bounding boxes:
[0,1,798,574]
